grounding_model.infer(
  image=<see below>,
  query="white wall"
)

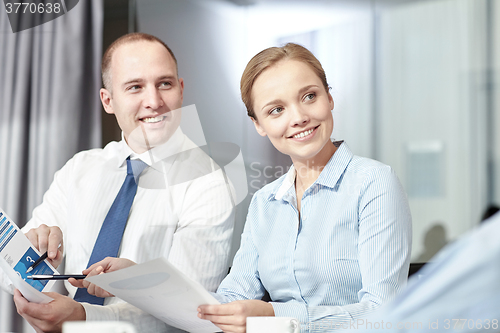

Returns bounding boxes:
[315,13,374,159]
[376,0,489,259]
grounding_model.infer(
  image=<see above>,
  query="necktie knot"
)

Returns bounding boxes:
[127,158,148,184]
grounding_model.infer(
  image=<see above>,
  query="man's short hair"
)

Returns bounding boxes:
[101,33,178,92]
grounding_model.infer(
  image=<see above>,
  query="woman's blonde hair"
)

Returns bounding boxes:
[240,43,329,119]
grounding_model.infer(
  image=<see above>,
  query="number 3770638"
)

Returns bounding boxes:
[443,319,498,330]
[5,2,61,14]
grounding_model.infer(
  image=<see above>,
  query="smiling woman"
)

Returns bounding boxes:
[196,43,413,332]
[73,43,413,333]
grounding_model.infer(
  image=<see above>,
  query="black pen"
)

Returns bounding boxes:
[26,252,49,273]
[27,274,87,280]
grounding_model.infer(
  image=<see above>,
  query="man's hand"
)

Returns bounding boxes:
[25,225,64,269]
[14,289,85,333]
[69,257,136,297]
[197,300,275,333]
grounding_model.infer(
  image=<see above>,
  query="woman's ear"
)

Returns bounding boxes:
[328,92,334,111]
[251,117,267,137]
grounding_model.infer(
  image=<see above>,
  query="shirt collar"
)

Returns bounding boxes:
[274,164,297,201]
[115,127,186,170]
[273,141,353,201]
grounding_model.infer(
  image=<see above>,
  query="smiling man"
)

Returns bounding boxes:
[100,36,183,153]
[3,33,235,333]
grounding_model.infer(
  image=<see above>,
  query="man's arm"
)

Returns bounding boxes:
[70,257,136,297]
[167,172,236,291]
[0,157,73,294]
[14,290,86,333]
[81,168,236,330]
[14,290,174,333]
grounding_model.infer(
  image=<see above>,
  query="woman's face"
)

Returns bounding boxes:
[251,59,334,164]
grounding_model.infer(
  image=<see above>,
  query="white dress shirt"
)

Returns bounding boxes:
[1,128,235,332]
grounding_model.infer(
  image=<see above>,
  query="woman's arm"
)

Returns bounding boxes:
[211,195,267,304]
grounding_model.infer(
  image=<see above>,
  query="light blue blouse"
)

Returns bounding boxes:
[214,142,412,332]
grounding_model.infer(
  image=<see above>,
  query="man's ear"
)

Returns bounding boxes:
[251,117,267,137]
[100,88,114,114]
[178,77,184,102]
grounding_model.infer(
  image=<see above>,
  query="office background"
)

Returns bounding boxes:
[1,0,499,331]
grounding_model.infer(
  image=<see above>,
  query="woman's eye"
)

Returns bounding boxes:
[304,93,316,101]
[269,107,283,115]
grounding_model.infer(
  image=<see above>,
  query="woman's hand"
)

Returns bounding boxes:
[198,300,274,333]
[69,257,136,297]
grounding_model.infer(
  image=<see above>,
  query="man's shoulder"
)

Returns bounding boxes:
[65,141,122,168]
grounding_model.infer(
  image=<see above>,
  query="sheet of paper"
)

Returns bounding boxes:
[0,256,54,303]
[86,257,221,333]
[0,208,56,303]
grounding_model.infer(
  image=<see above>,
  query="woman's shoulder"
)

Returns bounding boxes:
[343,158,405,199]
[342,153,398,186]
[350,154,391,171]
[333,141,392,175]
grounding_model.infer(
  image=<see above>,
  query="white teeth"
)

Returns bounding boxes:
[293,128,314,139]
[142,116,164,123]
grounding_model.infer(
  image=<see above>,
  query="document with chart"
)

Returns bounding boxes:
[87,257,221,333]
[0,208,56,303]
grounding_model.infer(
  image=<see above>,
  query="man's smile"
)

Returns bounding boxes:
[141,115,166,123]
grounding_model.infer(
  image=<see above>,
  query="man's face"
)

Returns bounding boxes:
[100,40,184,153]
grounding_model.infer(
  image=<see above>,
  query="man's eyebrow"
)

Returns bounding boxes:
[122,78,143,87]
[121,75,177,87]
[157,75,177,81]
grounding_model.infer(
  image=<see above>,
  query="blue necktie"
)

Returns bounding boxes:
[74,158,148,305]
